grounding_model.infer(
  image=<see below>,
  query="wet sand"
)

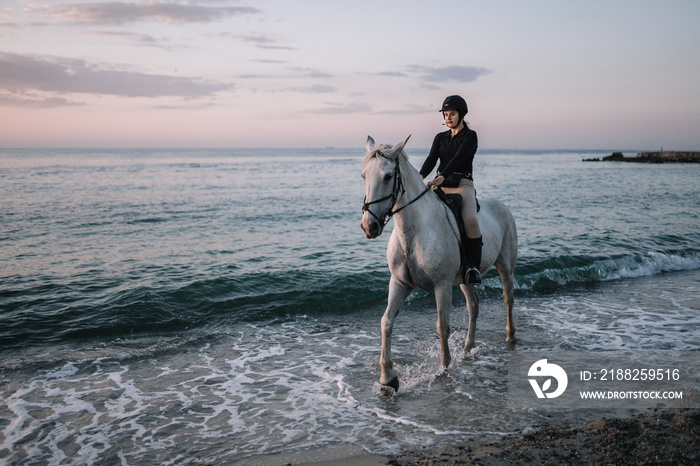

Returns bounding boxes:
[249,408,699,465]
[386,408,700,465]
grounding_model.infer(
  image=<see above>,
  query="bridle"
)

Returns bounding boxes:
[362,151,430,229]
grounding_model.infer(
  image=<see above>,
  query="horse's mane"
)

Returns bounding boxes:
[363,144,410,167]
[363,138,426,190]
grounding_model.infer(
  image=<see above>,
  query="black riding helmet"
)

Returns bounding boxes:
[439,95,468,121]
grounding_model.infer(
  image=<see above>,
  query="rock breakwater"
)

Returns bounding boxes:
[584,151,700,163]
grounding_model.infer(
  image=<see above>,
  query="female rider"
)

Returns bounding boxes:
[419,95,482,284]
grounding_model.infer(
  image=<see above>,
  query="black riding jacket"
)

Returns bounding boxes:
[419,125,478,180]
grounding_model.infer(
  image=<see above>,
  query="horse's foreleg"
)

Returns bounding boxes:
[435,285,452,368]
[461,284,479,352]
[380,279,411,392]
[496,263,516,342]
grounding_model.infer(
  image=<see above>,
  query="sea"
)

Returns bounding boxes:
[1,147,699,465]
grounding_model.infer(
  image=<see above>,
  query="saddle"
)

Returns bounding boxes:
[434,188,480,283]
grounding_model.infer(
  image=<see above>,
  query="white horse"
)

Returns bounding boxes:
[361,136,517,393]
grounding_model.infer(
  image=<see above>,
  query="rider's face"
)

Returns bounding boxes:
[443,110,460,128]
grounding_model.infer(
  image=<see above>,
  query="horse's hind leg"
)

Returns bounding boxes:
[460,284,479,352]
[380,279,412,393]
[496,262,516,342]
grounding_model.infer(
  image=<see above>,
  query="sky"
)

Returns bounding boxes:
[1,0,699,149]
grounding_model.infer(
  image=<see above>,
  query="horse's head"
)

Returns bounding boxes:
[361,135,411,239]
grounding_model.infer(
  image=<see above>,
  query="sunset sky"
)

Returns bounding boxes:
[1,0,699,149]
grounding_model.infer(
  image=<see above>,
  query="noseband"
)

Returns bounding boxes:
[362,152,430,229]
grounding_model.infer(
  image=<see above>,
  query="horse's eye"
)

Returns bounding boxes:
[383,174,392,182]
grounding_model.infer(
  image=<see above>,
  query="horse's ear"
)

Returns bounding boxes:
[366,136,375,152]
[390,134,411,155]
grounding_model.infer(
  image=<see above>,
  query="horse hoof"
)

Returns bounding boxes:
[380,377,399,395]
[379,384,397,396]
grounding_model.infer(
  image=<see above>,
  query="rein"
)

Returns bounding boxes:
[362,152,431,229]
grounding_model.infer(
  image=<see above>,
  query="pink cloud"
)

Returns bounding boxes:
[28,1,261,25]
[0,52,232,102]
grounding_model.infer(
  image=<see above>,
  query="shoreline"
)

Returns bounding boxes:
[386,408,700,465]
[245,407,700,465]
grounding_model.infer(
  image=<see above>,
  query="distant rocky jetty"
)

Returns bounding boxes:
[584,151,700,163]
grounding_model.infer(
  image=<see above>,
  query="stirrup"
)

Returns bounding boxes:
[465,267,482,285]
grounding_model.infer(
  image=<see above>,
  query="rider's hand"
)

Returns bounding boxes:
[427,175,444,189]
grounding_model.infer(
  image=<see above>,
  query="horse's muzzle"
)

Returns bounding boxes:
[361,215,382,239]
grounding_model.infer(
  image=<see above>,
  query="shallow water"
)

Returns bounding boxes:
[1,148,699,463]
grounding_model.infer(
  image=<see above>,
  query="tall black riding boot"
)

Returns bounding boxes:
[465,236,483,284]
